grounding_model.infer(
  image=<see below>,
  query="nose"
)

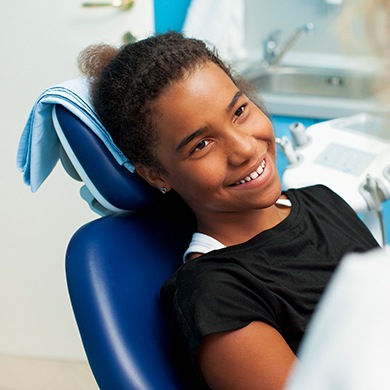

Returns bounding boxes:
[225,129,258,167]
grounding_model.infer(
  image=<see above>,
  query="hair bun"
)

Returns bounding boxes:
[78,43,119,80]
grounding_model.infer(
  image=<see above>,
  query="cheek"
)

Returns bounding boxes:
[250,106,273,131]
[258,116,274,139]
[173,160,225,192]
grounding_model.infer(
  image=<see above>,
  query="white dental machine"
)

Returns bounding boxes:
[278,113,390,246]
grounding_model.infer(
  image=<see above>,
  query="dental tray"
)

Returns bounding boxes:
[282,113,390,213]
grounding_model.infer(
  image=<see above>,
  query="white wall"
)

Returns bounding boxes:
[243,0,367,65]
[245,0,343,61]
[1,0,153,361]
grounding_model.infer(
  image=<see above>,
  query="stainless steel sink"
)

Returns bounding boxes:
[246,66,374,99]
[243,66,382,119]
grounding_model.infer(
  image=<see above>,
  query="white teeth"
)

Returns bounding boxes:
[234,160,266,186]
[256,166,263,175]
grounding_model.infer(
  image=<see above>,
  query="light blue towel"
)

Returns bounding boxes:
[17,77,134,192]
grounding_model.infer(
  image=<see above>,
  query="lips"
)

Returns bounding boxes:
[233,159,266,186]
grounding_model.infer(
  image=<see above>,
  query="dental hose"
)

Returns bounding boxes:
[363,174,387,247]
[276,136,299,165]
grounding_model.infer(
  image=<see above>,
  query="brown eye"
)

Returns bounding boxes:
[233,105,245,120]
[193,139,211,153]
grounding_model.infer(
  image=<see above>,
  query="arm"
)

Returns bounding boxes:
[197,320,297,390]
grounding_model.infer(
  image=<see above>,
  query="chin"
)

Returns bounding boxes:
[263,178,283,206]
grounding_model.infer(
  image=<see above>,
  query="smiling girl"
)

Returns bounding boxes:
[78,31,379,389]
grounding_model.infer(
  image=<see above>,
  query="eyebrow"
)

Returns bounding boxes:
[176,128,206,153]
[227,90,243,112]
[175,90,243,153]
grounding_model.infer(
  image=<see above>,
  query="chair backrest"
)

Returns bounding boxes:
[54,104,196,389]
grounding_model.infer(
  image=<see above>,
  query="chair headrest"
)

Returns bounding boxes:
[53,105,159,215]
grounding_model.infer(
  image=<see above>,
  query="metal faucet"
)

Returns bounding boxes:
[262,22,315,67]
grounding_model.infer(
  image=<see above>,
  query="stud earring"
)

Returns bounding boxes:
[160,187,167,194]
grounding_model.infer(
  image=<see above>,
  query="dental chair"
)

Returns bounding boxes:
[53,104,196,389]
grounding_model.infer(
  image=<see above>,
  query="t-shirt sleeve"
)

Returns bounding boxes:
[162,260,281,369]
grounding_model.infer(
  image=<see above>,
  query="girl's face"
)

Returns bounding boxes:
[143,61,281,222]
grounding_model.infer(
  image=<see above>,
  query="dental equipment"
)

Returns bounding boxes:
[281,113,390,246]
[289,122,309,147]
[276,136,299,165]
[360,174,387,246]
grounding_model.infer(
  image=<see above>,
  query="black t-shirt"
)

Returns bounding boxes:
[161,185,379,387]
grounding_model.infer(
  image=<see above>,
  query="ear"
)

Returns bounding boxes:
[135,164,171,192]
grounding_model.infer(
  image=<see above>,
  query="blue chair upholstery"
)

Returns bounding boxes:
[54,105,196,389]
[53,105,159,214]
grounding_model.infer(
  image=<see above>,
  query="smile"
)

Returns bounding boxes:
[234,159,266,186]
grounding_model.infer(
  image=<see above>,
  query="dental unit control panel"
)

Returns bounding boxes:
[279,113,390,245]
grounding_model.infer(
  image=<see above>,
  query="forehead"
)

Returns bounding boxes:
[151,62,239,148]
[153,62,238,123]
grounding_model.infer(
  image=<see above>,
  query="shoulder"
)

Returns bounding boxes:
[160,260,219,312]
[161,257,278,332]
[167,256,279,310]
[287,184,339,199]
[287,184,350,209]
[163,259,250,300]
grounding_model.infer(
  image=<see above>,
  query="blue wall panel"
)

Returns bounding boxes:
[154,0,192,33]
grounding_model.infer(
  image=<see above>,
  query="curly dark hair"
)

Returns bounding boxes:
[78,31,257,170]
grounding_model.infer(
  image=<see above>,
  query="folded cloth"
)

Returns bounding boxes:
[17,77,134,193]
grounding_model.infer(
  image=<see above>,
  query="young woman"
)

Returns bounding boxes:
[78,31,379,389]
